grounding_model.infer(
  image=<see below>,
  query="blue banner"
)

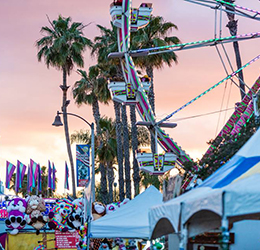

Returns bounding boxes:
[76,144,90,187]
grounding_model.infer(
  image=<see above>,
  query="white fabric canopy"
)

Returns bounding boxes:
[90,185,163,239]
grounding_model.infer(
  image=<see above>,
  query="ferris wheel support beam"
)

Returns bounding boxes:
[184,0,260,21]
[128,31,260,56]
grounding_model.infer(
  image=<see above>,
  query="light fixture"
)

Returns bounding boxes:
[52,112,63,127]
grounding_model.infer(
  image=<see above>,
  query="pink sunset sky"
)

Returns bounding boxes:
[0,0,260,194]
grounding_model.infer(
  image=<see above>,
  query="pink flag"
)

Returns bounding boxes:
[5,161,16,189]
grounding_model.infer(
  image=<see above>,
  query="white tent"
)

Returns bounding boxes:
[150,128,260,241]
[90,185,163,239]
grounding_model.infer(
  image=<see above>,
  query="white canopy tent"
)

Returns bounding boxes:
[149,128,260,245]
[90,185,163,239]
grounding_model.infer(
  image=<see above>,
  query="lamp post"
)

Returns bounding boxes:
[52,111,95,202]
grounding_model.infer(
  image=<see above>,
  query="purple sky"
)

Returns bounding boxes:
[1,0,260,193]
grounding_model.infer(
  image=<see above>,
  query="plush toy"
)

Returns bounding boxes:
[119,240,126,250]
[33,245,45,250]
[92,201,106,220]
[26,195,48,234]
[5,197,27,235]
[106,198,129,214]
[106,202,120,214]
[112,238,125,250]
[98,239,112,250]
[126,239,137,250]
[67,198,83,230]
[48,198,74,232]
[76,223,88,250]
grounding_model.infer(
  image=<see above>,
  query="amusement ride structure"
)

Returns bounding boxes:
[108,0,260,188]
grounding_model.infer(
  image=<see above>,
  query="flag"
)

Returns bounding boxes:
[5,161,16,189]
[30,159,39,188]
[15,161,27,193]
[52,163,56,190]
[48,160,52,189]
[64,162,69,190]
[38,164,42,192]
[76,144,90,187]
[27,164,31,192]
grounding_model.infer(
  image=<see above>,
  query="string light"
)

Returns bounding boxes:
[215,0,260,16]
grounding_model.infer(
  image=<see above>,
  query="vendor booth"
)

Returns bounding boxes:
[149,128,260,249]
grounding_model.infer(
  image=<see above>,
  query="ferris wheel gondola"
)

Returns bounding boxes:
[110,2,153,31]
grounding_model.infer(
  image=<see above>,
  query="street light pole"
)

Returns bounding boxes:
[52,111,95,201]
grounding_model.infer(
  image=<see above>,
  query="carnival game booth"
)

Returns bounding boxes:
[149,128,260,249]
[4,197,83,250]
[90,185,163,239]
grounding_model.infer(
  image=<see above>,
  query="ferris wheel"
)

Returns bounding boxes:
[108,0,260,188]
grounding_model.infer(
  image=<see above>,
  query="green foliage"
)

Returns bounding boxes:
[73,66,111,107]
[36,15,92,73]
[140,172,161,190]
[131,15,180,70]
[198,116,257,180]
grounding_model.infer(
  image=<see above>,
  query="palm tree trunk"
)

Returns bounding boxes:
[225,1,245,100]
[107,164,114,203]
[113,101,125,201]
[130,105,140,196]
[61,67,76,198]
[121,105,131,199]
[99,163,108,204]
[92,96,101,134]
[146,66,156,154]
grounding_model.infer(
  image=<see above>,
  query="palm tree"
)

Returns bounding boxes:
[224,0,245,100]
[92,23,126,200]
[36,15,92,198]
[73,66,111,203]
[96,117,117,203]
[132,15,180,154]
[121,105,131,199]
[73,66,111,134]
[130,105,140,196]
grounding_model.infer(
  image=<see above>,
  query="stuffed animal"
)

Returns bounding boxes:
[77,223,88,249]
[67,198,83,230]
[92,201,106,220]
[26,195,48,234]
[33,245,45,250]
[126,239,137,250]
[98,239,112,250]
[106,202,120,214]
[5,197,27,235]
[112,238,125,250]
[48,198,74,232]
[106,198,129,214]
